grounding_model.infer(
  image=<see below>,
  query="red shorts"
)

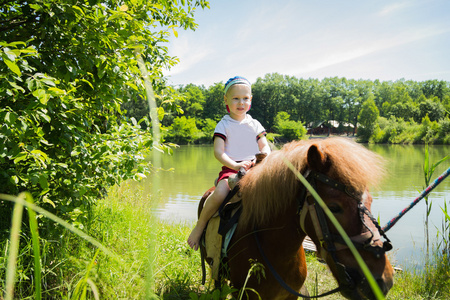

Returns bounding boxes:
[217,166,238,183]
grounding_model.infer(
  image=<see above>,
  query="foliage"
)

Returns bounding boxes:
[202,82,226,123]
[0,0,208,229]
[4,183,450,299]
[368,115,450,144]
[123,74,450,145]
[163,116,202,144]
[273,111,307,141]
[0,0,208,296]
[440,200,450,255]
[196,118,217,143]
[422,146,449,265]
[357,95,380,142]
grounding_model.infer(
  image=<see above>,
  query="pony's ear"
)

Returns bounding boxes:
[307,144,331,173]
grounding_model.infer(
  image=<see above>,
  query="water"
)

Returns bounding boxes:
[145,143,450,269]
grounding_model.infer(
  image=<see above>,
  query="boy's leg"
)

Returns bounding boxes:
[187,179,230,250]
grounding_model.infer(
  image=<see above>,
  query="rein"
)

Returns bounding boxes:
[254,231,343,299]
[254,170,392,299]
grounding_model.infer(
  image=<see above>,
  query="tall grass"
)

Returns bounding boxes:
[0,185,156,299]
[422,144,449,263]
[2,180,450,299]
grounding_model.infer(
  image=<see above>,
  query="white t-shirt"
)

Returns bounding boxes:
[214,114,266,161]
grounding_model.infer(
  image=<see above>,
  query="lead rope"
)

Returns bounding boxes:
[382,166,450,232]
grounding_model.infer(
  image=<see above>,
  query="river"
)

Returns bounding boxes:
[144,142,450,269]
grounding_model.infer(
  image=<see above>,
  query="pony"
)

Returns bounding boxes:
[199,138,394,300]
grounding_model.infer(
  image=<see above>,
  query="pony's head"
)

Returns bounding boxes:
[239,138,394,299]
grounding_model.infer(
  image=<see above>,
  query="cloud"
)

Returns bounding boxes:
[163,1,450,86]
[378,1,411,16]
[290,23,450,78]
[165,34,213,76]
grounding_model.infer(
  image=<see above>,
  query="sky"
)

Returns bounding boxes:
[163,0,450,87]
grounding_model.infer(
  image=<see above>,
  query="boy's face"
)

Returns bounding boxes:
[224,84,252,120]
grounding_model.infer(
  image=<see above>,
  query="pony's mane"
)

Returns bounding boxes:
[238,138,386,229]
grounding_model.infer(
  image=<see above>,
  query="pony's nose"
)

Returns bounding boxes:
[376,278,390,295]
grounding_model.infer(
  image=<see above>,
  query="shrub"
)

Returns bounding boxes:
[197,118,217,144]
[164,116,202,144]
[273,112,307,141]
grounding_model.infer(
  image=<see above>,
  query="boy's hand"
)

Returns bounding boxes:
[235,160,254,171]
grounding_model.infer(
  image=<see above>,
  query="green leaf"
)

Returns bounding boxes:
[32,89,50,104]
[41,79,56,87]
[80,79,93,89]
[48,87,65,95]
[157,107,165,121]
[56,163,68,169]
[72,5,85,16]
[7,80,25,93]
[78,186,87,196]
[37,110,51,122]
[4,58,21,76]
[134,173,147,180]
[13,152,28,164]
[31,149,49,163]
[42,196,56,208]
[125,82,139,91]
[5,111,17,124]
[10,175,19,185]
[442,207,450,222]
[29,4,41,11]
[172,27,178,38]
[38,187,50,196]
[3,47,17,60]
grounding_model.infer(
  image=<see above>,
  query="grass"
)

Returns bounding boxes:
[1,182,450,299]
[61,183,450,299]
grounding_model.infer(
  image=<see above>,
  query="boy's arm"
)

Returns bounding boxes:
[258,136,271,155]
[214,137,237,169]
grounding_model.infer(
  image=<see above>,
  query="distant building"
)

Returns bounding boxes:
[306,120,357,136]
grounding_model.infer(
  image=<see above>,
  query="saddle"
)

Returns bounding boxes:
[201,171,243,282]
[200,153,267,284]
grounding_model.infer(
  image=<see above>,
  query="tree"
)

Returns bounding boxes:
[179,84,206,118]
[164,116,201,144]
[357,95,380,141]
[202,82,225,122]
[388,102,419,121]
[1,0,209,296]
[273,111,307,141]
[252,73,287,130]
[418,98,446,122]
[1,0,208,232]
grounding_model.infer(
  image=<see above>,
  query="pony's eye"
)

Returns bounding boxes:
[328,205,342,214]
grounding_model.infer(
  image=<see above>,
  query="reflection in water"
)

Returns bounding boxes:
[144,143,450,269]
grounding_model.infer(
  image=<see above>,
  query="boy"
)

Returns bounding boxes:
[187,76,271,250]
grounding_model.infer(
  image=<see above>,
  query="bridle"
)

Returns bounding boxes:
[254,170,392,299]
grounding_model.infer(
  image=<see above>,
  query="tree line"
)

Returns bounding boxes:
[124,73,450,144]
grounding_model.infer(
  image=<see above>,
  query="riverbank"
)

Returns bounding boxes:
[2,167,449,299]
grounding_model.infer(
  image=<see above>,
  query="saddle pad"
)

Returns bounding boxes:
[204,205,241,281]
[205,215,222,281]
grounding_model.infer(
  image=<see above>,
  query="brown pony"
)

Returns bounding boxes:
[199,138,394,299]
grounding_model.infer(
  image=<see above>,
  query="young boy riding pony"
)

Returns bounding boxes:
[187,76,271,250]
